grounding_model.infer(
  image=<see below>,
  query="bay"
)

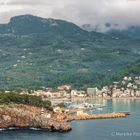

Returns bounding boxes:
[0,99,140,140]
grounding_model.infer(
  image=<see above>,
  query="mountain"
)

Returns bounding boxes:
[0,15,140,89]
[0,14,85,35]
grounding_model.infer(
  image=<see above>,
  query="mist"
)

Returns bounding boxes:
[0,0,140,32]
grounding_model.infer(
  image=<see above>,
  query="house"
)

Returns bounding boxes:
[123,76,128,81]
[113,82,119,85]
[135,79,140,85]
[135,77,139,80]
[127,83,133,88]
[57,85,71,91]
[41,107,44,115]
[77,110,84,116]
[34,90,46,97]
[71,90,86,97]
[135,91,140,97]
[128,77,132,81]
[133,85,138,90]
[5,91,11,93]
[36,90,64,99]
[44,91,53,98]
[71,90,78,97]
[102,93,108,97]
[46,114,51,119]
[77,91,86,97]
[77,93,86,97]
[122,80,126,85]
[130,90,135,97]
[51,92,63,98]
[64,109,70,113]
[53,106,62,113]
[101,86,110,96]
[20,91,29,95]
[123,76,132,81]
[112,88,123,97]
[76,110,88,116]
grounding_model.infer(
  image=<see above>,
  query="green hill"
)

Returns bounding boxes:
[0,15,140,89]
[99,60,140,87]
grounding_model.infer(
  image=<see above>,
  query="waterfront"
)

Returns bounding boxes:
[0,99,140,140]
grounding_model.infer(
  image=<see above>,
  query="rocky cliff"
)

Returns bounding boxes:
[0,104,71,132]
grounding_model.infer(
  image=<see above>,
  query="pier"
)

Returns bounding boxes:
[74,112,130,120]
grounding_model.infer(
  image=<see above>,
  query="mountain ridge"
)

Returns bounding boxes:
[0,14,86,36]
[0,15,139,89]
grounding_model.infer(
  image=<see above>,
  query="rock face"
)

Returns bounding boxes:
[0,104,71,132]
[0,104,130,132]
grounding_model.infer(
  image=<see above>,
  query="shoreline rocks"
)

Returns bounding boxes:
[0,104,71,132]
[0,104,130,132]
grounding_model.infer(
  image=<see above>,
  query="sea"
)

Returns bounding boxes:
[0,99,140,140]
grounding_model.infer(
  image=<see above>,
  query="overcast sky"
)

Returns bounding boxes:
[0,0,140,31]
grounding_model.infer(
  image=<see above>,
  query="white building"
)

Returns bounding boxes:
[87,88,98,96]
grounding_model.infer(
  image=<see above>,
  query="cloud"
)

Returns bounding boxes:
[0,0,140,32]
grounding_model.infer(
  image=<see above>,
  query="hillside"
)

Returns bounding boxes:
[99,60,140,87]
[0,15,140,89]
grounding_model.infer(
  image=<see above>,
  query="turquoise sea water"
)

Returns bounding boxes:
[0,99,140,140]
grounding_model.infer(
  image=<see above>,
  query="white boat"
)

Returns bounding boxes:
[97,108,103,111]
[68,102,106,110]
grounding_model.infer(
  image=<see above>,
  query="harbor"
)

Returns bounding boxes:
[67,102,106,110]
[1,98,138,140]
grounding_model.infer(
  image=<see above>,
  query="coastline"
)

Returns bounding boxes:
[0,104,71,132]
[0,103,131,133]
[71,96,140,101]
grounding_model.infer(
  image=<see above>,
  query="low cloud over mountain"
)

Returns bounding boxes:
[0,0,140,32]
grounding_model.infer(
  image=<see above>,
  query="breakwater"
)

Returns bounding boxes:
[74,112,130,120]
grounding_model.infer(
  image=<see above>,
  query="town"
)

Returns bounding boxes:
[15,75,140,103]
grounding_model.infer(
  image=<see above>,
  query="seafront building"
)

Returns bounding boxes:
[18,75,140,100]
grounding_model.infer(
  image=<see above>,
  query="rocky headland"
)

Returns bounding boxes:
[0,104,71,132]
[0,104,130,133]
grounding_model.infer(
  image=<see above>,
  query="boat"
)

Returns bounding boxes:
[68,102,106,110]
[97,108,103,111]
